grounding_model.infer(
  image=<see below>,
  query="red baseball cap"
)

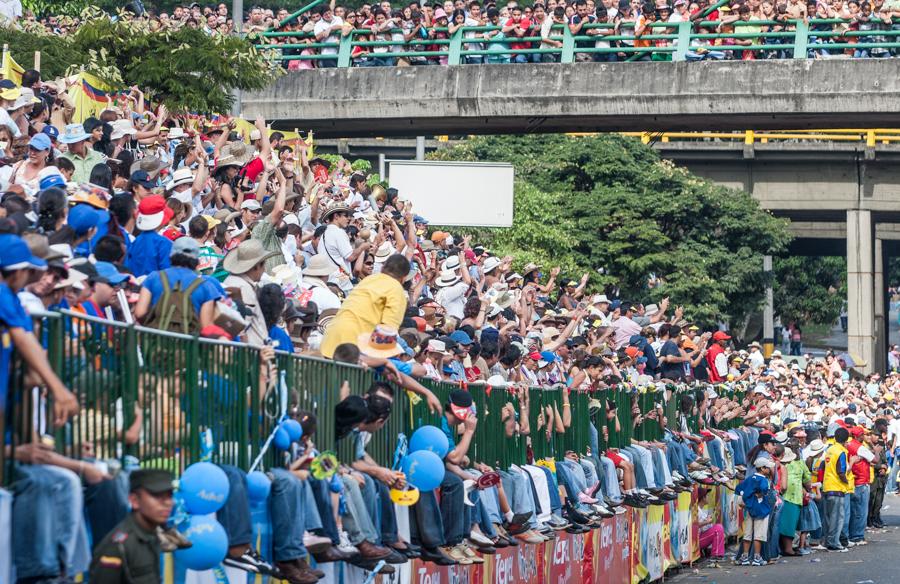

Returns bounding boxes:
[849,426,865,437]
[712,331,731,341]
[624,346,643,359]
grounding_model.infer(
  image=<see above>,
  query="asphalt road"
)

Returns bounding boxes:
[670,492,900,584]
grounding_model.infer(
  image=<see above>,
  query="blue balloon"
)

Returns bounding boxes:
[175,515,228,571]
[246,471,271,503]
[273,427,291,450]
[400,450,445,492]
[282,419,303,442]
[329,474,343,494]
[179,462,229,515]
[409,425,450,459]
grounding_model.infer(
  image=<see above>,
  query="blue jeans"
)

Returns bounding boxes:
[217,464,252,547]
[499,468,537,526]
[841,490,851,542]
[12,464,91,579]
[270,468,309,562]
[84,470,130,545]
[439,472,468,546]
[823,494,846,549]
[849,484,870,542]
[412,489,445,548]
[361,474,398,545]
[341,475,379,545]
[309,477,340,545]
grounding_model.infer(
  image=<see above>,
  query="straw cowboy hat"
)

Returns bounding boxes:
[130,155,166,181]
[522,262,541,276]
[214,142,253,174]
[303,255,337,278]
[357,325,405,359]
[320,201,352,223]
[222,239,280,275]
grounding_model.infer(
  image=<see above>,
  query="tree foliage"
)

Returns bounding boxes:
[0,10,278,113]
[430,134,793,327]
[773,256,845,326]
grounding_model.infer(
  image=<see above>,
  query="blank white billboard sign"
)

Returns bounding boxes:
[388,160,514,227]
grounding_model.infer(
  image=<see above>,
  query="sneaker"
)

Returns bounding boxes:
[797,548,811,556]
[826,546,849,553]
[444,545,473,565]
[811,544,828,551]
[223,549,276,575]
[851,540,867,546]
[736,555,750,566]
[845,541,857,548]
[459,544,485,564]
[750,555,765,566]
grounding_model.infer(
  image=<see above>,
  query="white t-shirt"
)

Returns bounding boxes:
[436,281,469,320]
[317,224,353,273]
[314,16,343,55]
[305,280,342,312]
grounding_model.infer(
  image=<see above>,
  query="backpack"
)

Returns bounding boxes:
[143,270,204,335]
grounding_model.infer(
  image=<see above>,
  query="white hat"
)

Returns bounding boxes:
[771,349,783,358]
[7,87,40,111]
[264,263,303,287]
[436,270,462,287]
[249,129,262,141]
[166,167,194,191]
[780,449,797,463]
[441,255,461,272]
[644,303,660,317]
[774,431,788,443]
[240,199,262,211]
[483,256,501,274]
[109,119,138,140]
[426,339,451,356]
[753,457,775,470]
[374,242,394,262]
[167,127,185,140]
[283,214,301,227]
[592,294,610,305]
[170,189,193,204]
[486,374,509,388]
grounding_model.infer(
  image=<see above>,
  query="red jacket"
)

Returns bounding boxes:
[706,344,725,382]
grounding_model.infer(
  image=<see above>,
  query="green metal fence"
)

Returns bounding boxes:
[253,18,900,67]
[3,310,735,485]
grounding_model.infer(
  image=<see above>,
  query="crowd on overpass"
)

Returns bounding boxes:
[2,78,900,581]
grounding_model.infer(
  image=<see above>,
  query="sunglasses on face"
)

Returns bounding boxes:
[248,208,262,214]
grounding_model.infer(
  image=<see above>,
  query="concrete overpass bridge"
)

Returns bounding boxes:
[242,59,900,138]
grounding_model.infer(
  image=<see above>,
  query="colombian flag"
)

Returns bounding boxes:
[66,72,128,123]
[0,51,24,86]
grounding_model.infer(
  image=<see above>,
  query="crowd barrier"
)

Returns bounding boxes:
[151,482,742,584]
[3,310,747,583]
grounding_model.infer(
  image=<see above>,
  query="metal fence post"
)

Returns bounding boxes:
[792,19,809,59]
[449,28,463,65]
[123,324,138,460]
[561,24,575,63]
[673,20,691,61]
[337,33,352,67]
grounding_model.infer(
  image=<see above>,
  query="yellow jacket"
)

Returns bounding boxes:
[320,273,407,358]
[822,442,854,494]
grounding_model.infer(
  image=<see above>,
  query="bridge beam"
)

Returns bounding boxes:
[243,60,900,138]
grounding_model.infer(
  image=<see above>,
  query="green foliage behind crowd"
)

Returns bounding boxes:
[0,10,277,113]
[430,134,795,331]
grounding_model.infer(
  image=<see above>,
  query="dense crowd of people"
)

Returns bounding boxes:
[2,53,900,584]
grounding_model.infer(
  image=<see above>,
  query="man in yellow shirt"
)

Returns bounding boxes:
[821,427,853,552]
[320,254,409,359]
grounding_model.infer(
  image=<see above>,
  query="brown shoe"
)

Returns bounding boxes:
[295,558,324,579]
[275,561,319,584]
[313,545,357,563]
[356,540,393,560]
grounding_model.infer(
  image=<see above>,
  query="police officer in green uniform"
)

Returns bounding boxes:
[89,469,175,583]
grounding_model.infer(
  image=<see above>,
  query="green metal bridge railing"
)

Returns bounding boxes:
[2,310,735,484]
[252,18,900,66]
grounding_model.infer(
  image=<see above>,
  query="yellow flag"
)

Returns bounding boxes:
[66,72,116,124]
[1,51,24,86]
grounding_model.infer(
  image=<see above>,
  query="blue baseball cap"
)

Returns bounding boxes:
[0,233,47,271]
[94,261,129,286]
[39,173,66,190]
[540,350,558,364]
[67,203,109,236]
[449,330,473,346]
[397,336,415,357]
[29,133,52,151]
[42,125,60,140]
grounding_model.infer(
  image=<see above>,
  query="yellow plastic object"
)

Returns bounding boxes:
[390,486,421,506]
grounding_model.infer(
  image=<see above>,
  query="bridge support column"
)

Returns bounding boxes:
[763,255,774,358]
[874,237,887,374]
[847,210,876,374]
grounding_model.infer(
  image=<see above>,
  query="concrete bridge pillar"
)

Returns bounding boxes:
[847,210,876,374]
[874,237,887,374]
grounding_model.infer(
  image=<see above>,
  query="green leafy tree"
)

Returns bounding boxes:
[773,256,845,326]
[0,10,277,113]
[430,134,793,330]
